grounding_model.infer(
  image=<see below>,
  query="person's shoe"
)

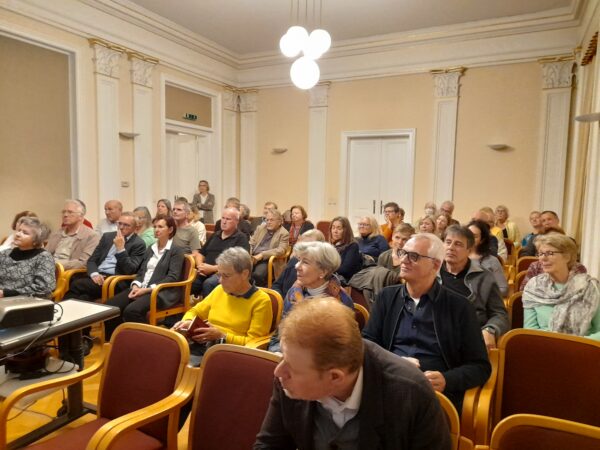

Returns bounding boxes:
[82,337,93,357]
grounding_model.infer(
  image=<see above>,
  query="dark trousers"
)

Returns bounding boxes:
[190,273,220,297]
[252,260,269,287]
[104,289,153,340]
[64,275,103,301]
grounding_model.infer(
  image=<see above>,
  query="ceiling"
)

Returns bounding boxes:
[127,0,575,56]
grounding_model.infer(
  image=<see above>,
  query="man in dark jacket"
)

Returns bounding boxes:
[362,233,491,412]
[255,297,450,450]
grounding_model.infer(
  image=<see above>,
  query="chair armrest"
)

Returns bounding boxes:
[461,386,481,441]
[473,349,499,445]
[86,366,199,450]
[54,268,87,301]
[103,275,136,300]
[0,351,106,447]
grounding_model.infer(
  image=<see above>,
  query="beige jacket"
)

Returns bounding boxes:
[249,224,289,259]
[46,224,100,270]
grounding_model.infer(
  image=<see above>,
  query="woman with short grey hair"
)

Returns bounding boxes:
[0,217,55,298]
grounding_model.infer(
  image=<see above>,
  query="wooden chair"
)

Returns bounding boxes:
[87,345,281,450]
[506,292,523,329]
[436,391,474,450]
[514,270,527,292]
[204,223,215,232]
[349,286,370,311]
[246,288,284,349]
[473,329,600,445]
[353,303,369,330]
[316,220,331,241]
[0,323,193,450]
[52,267,87,301]
[503,239,515,266]
[515,256,537,274]
[266,247,292,288]
[477,414,600,450]
[51,262,66,301]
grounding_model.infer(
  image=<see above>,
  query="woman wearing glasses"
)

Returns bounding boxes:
[523,233,600,340]
[356,216,389,259]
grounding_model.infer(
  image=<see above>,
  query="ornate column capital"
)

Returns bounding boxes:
[431,69,464,98]
[539,59,575,89]
[223,90,239,111]
[129,56,156,88]
[90,40,123,78]
[239,92,258,113]
[309,83,330,108]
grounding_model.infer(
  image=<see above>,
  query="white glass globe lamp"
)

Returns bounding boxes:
[303,29,332,60]
[290,56,320,90]
[280,25,309,58]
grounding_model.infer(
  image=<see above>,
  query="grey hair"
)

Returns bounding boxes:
[293,241,341,278]
[223,207,241,221]
[299,229,325,242]
[174,199,191,213]
[16,216,51,248]
[215,247,252,274]
[266,209,283,221]
[411,233,445,263]
[65,199,85,215]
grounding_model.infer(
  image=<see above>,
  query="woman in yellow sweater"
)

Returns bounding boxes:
[173,246,272,365]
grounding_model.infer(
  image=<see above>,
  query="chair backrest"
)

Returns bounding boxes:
[515,270,527,292]
[349,287,370,311]
[52,262,65,301]
[503,239,514,256]
[176,254,197,301]
[205,223,215,232]
[188,345,281,450]
[506,292,523,329]
[260,287,284,333]
[516,256,537,273]
[316,220,331,241]
[353,303,369,331]
[436,391,460,450]
[494,329,600,428]
[489,414,600,450]
[98,323,189,443]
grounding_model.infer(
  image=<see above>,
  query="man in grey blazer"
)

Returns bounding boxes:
[255,298,450,450]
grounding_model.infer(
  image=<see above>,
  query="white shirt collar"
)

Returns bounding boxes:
[317,366,363,428]
[151,238,173,256]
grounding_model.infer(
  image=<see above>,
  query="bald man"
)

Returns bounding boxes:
[96,200,123,235]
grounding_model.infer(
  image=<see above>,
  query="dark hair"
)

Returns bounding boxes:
[541,210,559,220]
[467,220,492,258]
[444,224,475,249]
[153,215,177,238]
[157,199,172,216]
[198,179,210,191]
[11,210,37,230]
[384,202,400,213]
[290,205,308,220]
[329,217,355,247]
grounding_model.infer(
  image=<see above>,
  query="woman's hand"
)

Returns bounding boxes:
[172,319,192,332]
[190,323,225,343]
[128,285,151,299]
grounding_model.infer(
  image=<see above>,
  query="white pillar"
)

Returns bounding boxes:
[537,59,575,219]
[130,55,156,209]
[308,83,329,222]
[430,69,464,205]
[91,40,122,205]
[222,90,239,201]
[239,91,258,212]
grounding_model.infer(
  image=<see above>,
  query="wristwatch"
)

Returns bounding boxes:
[483,326,496,336]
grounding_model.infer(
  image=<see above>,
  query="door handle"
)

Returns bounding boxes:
[372,200,375,214]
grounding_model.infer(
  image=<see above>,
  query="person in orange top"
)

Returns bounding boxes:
[380,202,404,243]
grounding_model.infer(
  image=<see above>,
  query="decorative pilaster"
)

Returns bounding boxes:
[222,90,239,200]
[430,68,464,204]
[308,83,330,222]
[239,91,258,211]
[536,58,575,219]
[90,39,123,204]
[129,53,157,209]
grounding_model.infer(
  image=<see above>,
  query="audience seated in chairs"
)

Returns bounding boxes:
[171,198,202,257]
[46,199,100,270]
[213,197,252,238]
[249,209,289,287]
[283,204,314,247]
[173,247,272,366]
[189,205,207,246]
[494,204,520,247]
[380,201,405,243]
[191,207,250,297]
[440,225,509,350]
[523,233,600,340]
[435,214,449,239]
[467,220,509,297]
[417,215,436,234]
[155,198,172,217]
[95,199,122,235]
[255,297,451,449]
[268,241,353,352]
[104,215,184,340]
[521,210,543,248]
[0,216,55,299]
[133,206,156,248]
[521,210,561,256]
[271,229,325,297]
[474,208,508,260]
[0,210,37,252]
[329,216,362,284]
[363,232,491,412]
[377,223,415,277]
[440,200,460,226]
[356,215,389,259]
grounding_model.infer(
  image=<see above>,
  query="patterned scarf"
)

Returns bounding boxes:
[523,273,600,336]
[282,277,343,316]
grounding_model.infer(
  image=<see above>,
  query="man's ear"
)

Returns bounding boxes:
[328,368,346,384]
[432,259,442,271]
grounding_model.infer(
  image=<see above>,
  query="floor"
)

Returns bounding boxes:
[4,325,191,449]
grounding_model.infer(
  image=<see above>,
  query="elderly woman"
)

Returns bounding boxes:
[0,210,37,252]
[523,234,600,340]
[467,220,508,297]
[357,216,389,259]
[268,241,354,352]
[104,215,184,340]
[377,223,415,276]
[133,206,156,247]
[191,179,215,224]
[495,205,520,246]
[418,215,436,234]
[174,247,272,365]
[283,205,314,247]
[435,214,449,238]
[329,216,362,283]
[0,217,55,298]
[156,198,172,218]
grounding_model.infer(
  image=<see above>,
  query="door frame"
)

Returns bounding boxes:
[339,129,416,221]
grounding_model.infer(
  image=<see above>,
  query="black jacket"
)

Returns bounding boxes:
[135,244,185,308]
[362,282,491,400]
[86,232,146,276]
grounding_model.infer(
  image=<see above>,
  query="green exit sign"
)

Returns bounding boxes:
[183,113,198,121]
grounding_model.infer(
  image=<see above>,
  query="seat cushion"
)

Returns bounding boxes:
[25,417,164,450]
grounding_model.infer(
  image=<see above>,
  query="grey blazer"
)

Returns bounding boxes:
[192,192,215,224]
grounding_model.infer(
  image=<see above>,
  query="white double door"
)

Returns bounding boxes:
[165,130,215,204]
[346,136,414,234]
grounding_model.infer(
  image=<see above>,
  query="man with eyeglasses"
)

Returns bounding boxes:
[363,233,491,412]
[46,199,101,270]
[439,200,460,226]
[380,202,405,243]
[249,209,290,287]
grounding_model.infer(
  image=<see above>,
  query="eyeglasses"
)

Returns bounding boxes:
[357,223,370,227]
[537,251,562,258]
[397,249,437,263]
[117,222,132,228]
[384,209,396,214]
[61,210,80,216]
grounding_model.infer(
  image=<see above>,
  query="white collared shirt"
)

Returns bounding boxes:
[317,367,363,428]
[133,239,173,289]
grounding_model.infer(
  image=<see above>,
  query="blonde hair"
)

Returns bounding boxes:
[535,233,578,269]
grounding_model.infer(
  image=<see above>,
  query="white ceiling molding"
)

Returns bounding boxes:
[1,0,588,89]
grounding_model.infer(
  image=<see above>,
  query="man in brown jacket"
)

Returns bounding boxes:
[249,209,289,287]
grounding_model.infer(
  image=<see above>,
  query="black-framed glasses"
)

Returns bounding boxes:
[117,222,132,228]
[536,251,562,258]
[397,249,436,263]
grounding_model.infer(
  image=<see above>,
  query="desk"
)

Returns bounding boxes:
[0,300,119,449]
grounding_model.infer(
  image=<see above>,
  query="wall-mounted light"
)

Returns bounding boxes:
[574,112,600,122]
[119,132,139,139]
[272,148,288,154]
[487,144,508,150]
